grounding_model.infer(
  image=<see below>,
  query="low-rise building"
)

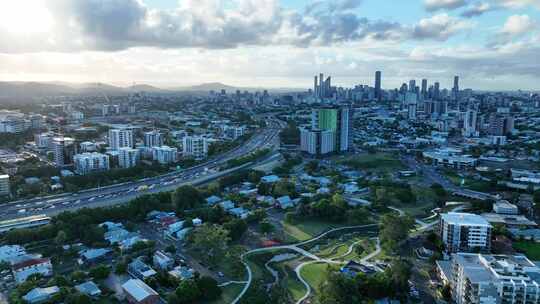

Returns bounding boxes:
[492,200,519,215]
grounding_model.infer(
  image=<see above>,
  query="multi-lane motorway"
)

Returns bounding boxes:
[0,118,285,221]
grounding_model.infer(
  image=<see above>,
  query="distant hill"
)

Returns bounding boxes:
[0,81,302,100]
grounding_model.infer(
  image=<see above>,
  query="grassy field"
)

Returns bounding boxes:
[204,283,244,304]
[283,219,343,242]
[513,241,540,261]
[300,263,337,295]
[340,153,405,173]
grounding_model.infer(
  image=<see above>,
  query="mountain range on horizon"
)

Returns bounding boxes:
[0,81,302,99]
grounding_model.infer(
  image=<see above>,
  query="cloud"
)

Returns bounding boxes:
[424,0,469,11]
[412,14,474,41]
[461,2,494,18]
[497,0,540,9]
[500,14,536,35]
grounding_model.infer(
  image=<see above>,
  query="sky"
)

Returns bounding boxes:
[0,0,539,91]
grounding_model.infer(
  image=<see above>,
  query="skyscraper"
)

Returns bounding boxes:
[453,76,460,100]
[409,80,416,92]
[434,82,440,100]
[375,71,382,101]
[421,79,428,98]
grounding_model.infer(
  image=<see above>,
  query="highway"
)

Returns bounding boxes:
[0,118,285,221]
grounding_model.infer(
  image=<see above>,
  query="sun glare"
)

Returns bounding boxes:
[0,1,53,34]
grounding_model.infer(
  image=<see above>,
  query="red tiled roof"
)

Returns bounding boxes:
[12,258,50,271]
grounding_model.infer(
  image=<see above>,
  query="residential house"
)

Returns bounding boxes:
[128,259,157,280]
[122,279,159,304]
[12,257,53,284]
[22,286,59,304]
[75,281,102,298]
[153,251,174,271]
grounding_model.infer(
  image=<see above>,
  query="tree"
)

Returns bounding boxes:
[89,265,111,280]
[55,230,67,246]
[173,185,204,212]
[175,279,201,303]
[165,244,176,254]
[259,220,274,234]
[379,213,415,253]
[223,219,248,241]
[190,224,230,263]
[66,293,92,304]
[197,276,222,301]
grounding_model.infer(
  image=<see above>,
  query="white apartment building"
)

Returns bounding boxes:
[493,200,519,215]
[118,147,139,168]
[182,136,208,160]
[74,153,110,175]
[71,111,84,120]
[143,131,164,147]
[439,212,492,253]
[0,174,10,196]
[52,137,76,167]
[300,128,335,156]
[108,129,133,151]
[152,146,177,164]
[34,132,55,149]
[450,253,540,304]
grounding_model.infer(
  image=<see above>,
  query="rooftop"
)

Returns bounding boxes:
[441,212,491,227]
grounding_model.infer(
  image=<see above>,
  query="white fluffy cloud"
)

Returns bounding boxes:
[412,14,474,40]
[500,14,536,35]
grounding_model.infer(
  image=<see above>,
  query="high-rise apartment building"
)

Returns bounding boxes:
[313,73,333,99]
[182,136,208,160]
[152,146,178,164]
[439,212,492,253]
[463,109,479,137]
[301,107,352,156]
[449,253,540,304]
[143,131,164,148]
[118,147,140,168]
[52,137,76,167]
[109,129,134,151]
[0,175,10,196]
[74,152,110,175]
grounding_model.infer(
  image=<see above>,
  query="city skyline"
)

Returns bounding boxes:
[0,0,539,90]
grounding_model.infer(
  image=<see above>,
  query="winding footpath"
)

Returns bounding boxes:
[230,224,378,304]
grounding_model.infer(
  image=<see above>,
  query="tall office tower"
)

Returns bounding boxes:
[324,76,332,98]
[408,102,417,120]
[118,147,140,168]
[375,71,382,101]
[143,131,164,148]
[108,129,134,151]
[313,76,318,97]
[463,109,479,137]
[421,79,428,98]
[453,76,460,100]
[434,82,440,100]
[319,73,324,98]
[409,80,416,92]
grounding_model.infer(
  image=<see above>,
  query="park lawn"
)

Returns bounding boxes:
[283,219,343,242]
[513,241,540,261]
[204,283,245,304]
[279,263,307,302]
[301,263,338,293]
